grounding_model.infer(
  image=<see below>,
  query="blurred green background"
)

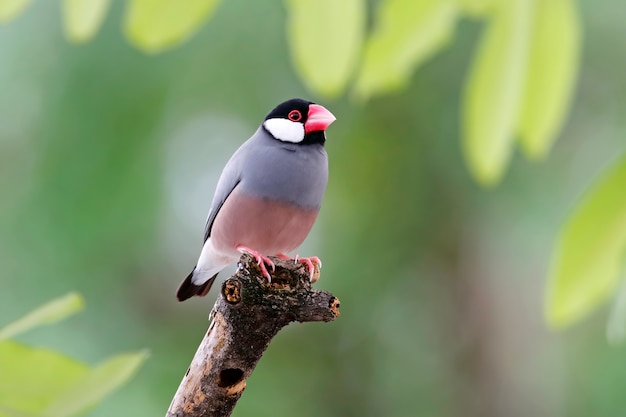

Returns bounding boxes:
[1,1,626,416]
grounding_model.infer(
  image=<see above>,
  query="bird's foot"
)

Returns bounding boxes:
[236,245,274,281]
[298,256,322,283]
[277,253,322,282]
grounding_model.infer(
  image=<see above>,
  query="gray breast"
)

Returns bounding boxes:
[237,128,328,209]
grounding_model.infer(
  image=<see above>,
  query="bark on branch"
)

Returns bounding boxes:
[166,253,341,417]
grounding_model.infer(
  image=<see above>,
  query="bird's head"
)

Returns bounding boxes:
[262,98,336,145]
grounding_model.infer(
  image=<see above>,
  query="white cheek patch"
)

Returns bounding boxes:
[263,118,305,143]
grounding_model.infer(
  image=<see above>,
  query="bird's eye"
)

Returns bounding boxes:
[288,110,302,122]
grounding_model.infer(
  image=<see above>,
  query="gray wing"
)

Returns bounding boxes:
[202,148,245,243]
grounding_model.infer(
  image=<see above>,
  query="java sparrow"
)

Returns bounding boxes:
[176,98,336,301]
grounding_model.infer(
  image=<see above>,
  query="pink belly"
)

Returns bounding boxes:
[210,189,319,256]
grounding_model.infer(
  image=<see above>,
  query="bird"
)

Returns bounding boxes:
[176,98,336,302]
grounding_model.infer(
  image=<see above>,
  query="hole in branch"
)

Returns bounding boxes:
[330,297,341,317]
[217,368,244,388]
[222,280,242,304]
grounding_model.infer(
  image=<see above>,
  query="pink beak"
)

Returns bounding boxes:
[305,104,336,134]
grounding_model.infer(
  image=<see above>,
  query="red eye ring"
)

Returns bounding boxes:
[288,110,302,122]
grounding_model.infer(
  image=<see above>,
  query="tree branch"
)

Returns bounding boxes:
[166,253,341,417]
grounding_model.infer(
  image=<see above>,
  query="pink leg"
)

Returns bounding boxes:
[298,256,322,282]
[236,245,274,281]
[276,253,291,261]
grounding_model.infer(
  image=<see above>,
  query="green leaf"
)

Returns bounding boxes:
[62,0,112,43]
[0,404,36,417]
[546,155,626,328]
[606,278,626,345]
[286,0,365,98]
[457,0,494,18]
[354,0,456,99]
[0,0,33,23]
[42,350,149,417]
[0,341,88,416]
[0,292,84,341]
[517,0,581,159]
[124,0,220,53]
[462,0,533,186]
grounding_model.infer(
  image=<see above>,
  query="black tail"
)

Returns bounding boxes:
[176,267,218,302]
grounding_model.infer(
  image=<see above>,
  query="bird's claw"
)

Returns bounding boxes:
[299,256,322,283]
[237,245,274,282]
[261,251,322,282]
